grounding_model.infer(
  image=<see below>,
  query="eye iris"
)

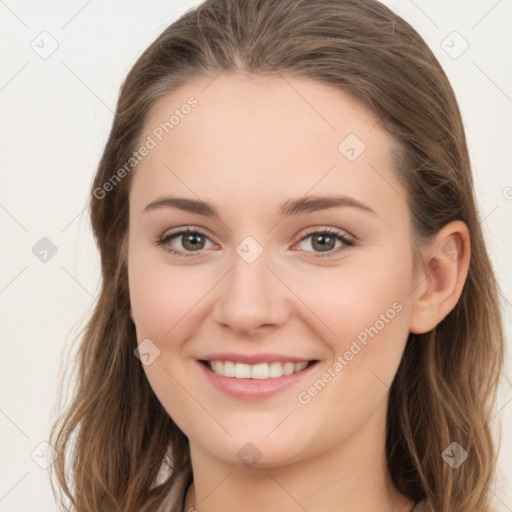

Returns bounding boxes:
[312,233,335,252]
[182,233,205,251]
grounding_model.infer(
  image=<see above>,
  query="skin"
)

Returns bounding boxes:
[127,73,470,512]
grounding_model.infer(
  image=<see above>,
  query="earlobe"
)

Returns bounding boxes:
[409,220,470,334]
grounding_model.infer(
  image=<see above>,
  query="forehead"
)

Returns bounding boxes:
[130,73,405,222]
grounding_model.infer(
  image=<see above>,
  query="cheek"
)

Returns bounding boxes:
[290,250,413,402]
[293,275,411,444]
[285,253,412,349]
[128,250,206,433]
[128,250,211,343]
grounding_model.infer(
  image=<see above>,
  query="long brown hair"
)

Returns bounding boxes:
[49,1,506,510]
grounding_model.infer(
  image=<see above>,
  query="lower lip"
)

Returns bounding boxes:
[197,360,318,400]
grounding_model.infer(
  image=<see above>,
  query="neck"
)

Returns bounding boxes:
[181,405,415,512]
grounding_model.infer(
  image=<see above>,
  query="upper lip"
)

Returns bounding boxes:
[198,353,316,365]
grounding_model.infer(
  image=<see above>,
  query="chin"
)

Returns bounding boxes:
[198,434,311,469]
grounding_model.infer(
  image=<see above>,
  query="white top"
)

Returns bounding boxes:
[412,501,432,511]
[154,467,191,512]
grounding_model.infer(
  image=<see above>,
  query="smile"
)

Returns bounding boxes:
[197,359,319,400]
[203,360,315,379]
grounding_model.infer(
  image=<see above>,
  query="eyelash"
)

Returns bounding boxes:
[155,227,355,259]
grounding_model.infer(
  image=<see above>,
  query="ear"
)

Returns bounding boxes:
[409,220,470,334]
[129,307,134,322]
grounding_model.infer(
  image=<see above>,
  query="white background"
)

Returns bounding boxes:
[0,0,510,510]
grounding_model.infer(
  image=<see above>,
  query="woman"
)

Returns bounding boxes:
[49,1,505,511]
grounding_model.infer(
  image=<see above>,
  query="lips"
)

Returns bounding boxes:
[196,354,319,399]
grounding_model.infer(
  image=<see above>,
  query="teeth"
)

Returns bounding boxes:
[207,360,310,379]
[223,360,235,377]
[234,363,251,378]
[269,361,284,377]
[251,363,269,379]
[283,362,295,376]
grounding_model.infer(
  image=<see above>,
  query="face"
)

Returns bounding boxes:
[127,73,418,468]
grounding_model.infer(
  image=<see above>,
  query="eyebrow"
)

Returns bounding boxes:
[143,195,377,217]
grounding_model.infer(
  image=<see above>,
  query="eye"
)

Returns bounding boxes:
[294,228,355,258]
[156,226,355,259]
[156,228,216,257]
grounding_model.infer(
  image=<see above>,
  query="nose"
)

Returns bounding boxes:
[212,246,290,337]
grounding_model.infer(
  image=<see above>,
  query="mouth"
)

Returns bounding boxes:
[197,358,320,400]
[199,359,318,379]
